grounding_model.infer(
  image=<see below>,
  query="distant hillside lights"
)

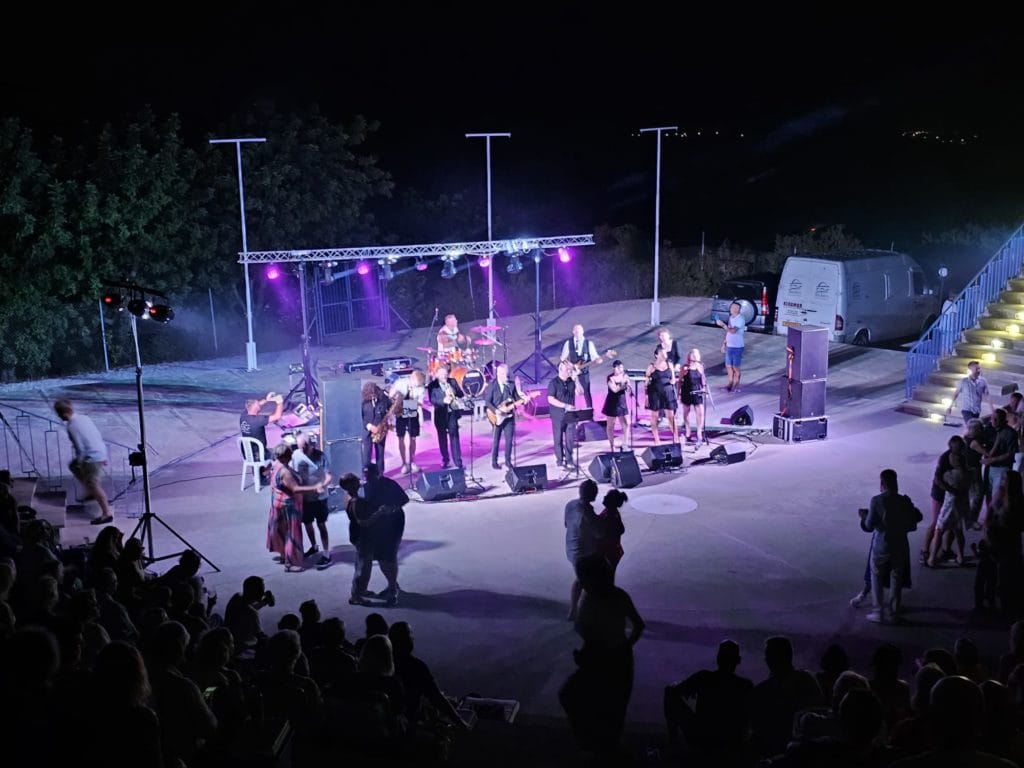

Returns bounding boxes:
[901,129,979,145]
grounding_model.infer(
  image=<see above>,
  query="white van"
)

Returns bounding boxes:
[775,251,938,344]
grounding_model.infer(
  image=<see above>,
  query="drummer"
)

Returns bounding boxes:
[437,313,472,354]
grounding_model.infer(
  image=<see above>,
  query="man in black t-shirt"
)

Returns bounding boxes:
[239,391,285,455]
[548,361,580,469]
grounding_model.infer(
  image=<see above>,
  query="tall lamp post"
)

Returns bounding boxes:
[210,137,266,371]
[639,126,677,326]
[466,132,510,327]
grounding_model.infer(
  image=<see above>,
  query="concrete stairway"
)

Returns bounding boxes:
[902,277,1024,419]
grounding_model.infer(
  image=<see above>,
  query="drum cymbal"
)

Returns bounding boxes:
[416,346,435,353]
[473,338,496,346]
[472,324,503,333]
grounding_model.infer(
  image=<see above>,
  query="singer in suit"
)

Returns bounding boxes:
[483,364,525,470]
[427,364,464,469]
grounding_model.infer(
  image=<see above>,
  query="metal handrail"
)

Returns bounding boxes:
[905,224,1024,399]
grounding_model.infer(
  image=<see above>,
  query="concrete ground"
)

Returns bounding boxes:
[0,296,1005,763]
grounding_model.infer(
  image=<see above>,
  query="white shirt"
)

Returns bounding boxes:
[561,338,599,362]
[437,327,459,351]
[66,413,108,463]
[389,378,425,418]
[290,447,328,501]
[726,315,746,348]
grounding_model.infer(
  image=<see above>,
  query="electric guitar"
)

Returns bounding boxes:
[486,390,541,427]
[571,349,618,376]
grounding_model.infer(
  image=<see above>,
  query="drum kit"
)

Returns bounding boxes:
[417,324,504,397]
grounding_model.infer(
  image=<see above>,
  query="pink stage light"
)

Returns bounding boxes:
[415,258,429,272]
[356,261,371,276]
[478,255,491,268]
[558,247,572,263]
[265,264,282,280]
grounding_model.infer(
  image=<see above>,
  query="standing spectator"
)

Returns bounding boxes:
[861,469,923,623]
[987,470,1024,617]
[341,473,378,607]
[54,398,113,524]
[663,639,753,758]
[267,442,326,572]
[927,448,969,567]
[595,489,628,576]
[983,409,1019,529]
[365,464,408,607]
[564,480,600,622]
[922,436,965,565]
[290,432,333,569]
[716,301,746,393]
[560,554,645,760]
[945,360,993,425]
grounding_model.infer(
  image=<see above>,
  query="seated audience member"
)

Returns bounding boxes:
[88,524,123,578]
[919,646,958,676]
[149,621,217,767]
[168,582,209,647]
[792,670,870,742]
[224,576,274,653]
[93,567,139,644]
[310,617,357,693]
[186,627,248,737]
[115,536,152,604]
[664,639,753,755]
[355,633,406,726]
[0,627,61,764]
[388,621,467,732]
[299,598,323,651]
[815,643,851,705]
[869,642,911,729]
[259,629,323,726]
[890,676,1017,767]
[769,688,886,768]
[955,637,990,683]
[0,560,15,638]
[980,680,1024,766]
[277,613,312,677]
[998,621,1024,683]
[354,612,390,657]
[158,549,204,596]
[889,663,946,755]
[89,641,163,768]
[66,588,111,670]
[749,636,823,758]
[22,574,61,631]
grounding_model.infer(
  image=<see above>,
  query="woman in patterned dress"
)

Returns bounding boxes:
[268,443,327,572]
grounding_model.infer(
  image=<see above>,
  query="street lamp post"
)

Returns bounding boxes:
[210,137,266,371]
[639,126,677,326]
[466,132,510,327]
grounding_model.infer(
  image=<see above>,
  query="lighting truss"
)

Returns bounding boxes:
[238,234,595,265]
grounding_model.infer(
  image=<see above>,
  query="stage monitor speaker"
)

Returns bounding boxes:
[506,464,547,493]
[779,377,826,419]
[787,325,828,381]
[326,439,364,482]
[576,420,607,443]
[322,379,365,442]
[730,405,754,426]
[523,386,550,417]
[710,444,747,464]
[640,443,684,470]
[415,468,467,502]
[587,451,643,488]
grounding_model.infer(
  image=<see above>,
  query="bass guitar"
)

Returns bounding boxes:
[486,390,541,428]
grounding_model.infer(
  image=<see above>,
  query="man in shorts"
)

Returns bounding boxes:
[716,301,746,393]
[388,369,428,475]
[290,431,333,569]
[54,399,113,525]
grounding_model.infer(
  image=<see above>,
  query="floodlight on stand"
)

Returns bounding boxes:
[102,292,124,311]
[127,298,151,318]
[558,247,572,263]
[147,304,174,323]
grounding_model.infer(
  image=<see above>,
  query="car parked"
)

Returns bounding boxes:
[707,274,779,334]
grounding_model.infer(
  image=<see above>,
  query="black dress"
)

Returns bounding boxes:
[602,375,629,417]
[646,367,677,411]
[679,366,705,406]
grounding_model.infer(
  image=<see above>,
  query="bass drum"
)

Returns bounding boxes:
[454,367,487,397]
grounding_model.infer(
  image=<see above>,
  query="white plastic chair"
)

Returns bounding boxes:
[238,437,269,494]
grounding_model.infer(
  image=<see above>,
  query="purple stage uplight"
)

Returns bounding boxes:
[356,260,371,276]
[478,255,491,268]
[265,264,282,280]
[558,247,572,263]
[415,258,429,272]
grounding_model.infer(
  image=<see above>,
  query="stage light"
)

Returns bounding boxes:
[533,249,542,264]
[929,413,943,422]
[506,254,523,274]
[381,262,394,281]
[983,352,997,363]
[991,339,1004,349]
[147,304,174,323]
[415,256,428,272]
[102,292,124,311]
[265,264,282,280]
[127,298,151,318]
[1016,311,1024,321]
[356,261,371,276]
[441,259,457,280]
[1009,324,1020,334]
[478,255,491,268]
[558,247,572,263]
[941,397,952,408]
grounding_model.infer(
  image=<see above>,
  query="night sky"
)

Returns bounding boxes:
[4,7,1021,248]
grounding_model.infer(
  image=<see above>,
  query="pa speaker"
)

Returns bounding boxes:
[710,444,747,464]
[787,325,828,380]
[587,451,643,488]
[415,468,467,502]
[780,377,826,419]
[505,464,547,493]
[576,420,608,443]
[641,443,684,470]
[322,379,365,441]
[730,405,754,426]
[523,386,550,417]
[326,439,364,482]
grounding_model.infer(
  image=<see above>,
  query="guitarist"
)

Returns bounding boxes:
[548,360,580,470]
[484,363,527,470]
[361,382,392,476]
[560,324,603,408]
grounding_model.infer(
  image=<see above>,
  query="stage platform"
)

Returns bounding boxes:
[0,295,997,764]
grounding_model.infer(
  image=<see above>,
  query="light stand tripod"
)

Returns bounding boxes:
[513,252,557,384]
[461,404,486,491]
[123,311,218,571]
[284,263,319,413]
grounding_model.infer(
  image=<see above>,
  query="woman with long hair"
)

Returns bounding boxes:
[268,443,326,572]
[602,360,632,452]
[679,348,708,445]
[645,346,679,446]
